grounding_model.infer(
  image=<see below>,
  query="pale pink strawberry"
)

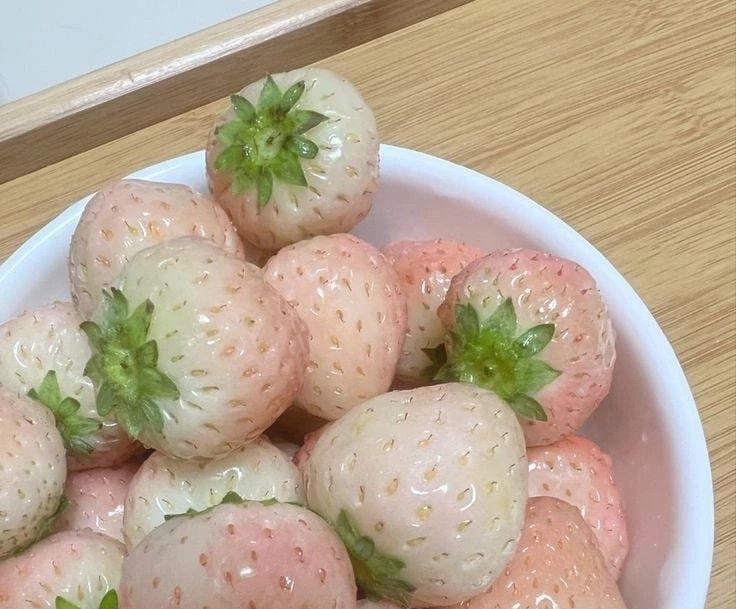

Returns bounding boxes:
[52,460,139,542]
[206,68,379,251]
[0,387,67,558]
[82,237,309,460]
[438,497,628,609]
[119,497,357,609]
[528,433,628,579]
[69,179,246,318]
[293,424,330,473]
[0,530,125,608]
[304,383,528,607]
[0,301,142,470]
[264,233,407,420]
[123,436,305,548]
[438,249,615,446]
[382,239,484,385]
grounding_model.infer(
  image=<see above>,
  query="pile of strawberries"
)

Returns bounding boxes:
[0,68,629,609]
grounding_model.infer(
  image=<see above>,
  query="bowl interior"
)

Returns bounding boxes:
[0,146,713,609]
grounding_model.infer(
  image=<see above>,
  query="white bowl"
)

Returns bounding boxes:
[0,146,713,609]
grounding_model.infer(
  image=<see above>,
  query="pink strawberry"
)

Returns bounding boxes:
[382,239,484,385]
[304,383,528,607]
[119,495,357,609]
[0,530,125,609]
[264,233,407,420]
[0,301,141,470]
[0,386,67,558]
[438,497,628,609]
[206,68,379,251]
[528,434,628,579]
[52,460,139,542]
[123,436,305,548]
[437,249,615,446]
[80,236,309,460]
[69,179,246,318]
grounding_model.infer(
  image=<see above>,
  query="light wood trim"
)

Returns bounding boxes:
[0,0,471,183]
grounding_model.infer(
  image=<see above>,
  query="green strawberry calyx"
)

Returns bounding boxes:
[56,590,118,609]
[335,509,415,608]
[81,288,179,439]
[214,75,329,208]
[27,370,102,455]
[433,298,560,421]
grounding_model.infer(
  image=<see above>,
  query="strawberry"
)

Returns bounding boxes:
[119,494,357,609]
[528,434,628,579]
[123,436,305,548]
[69,179,246,318]
[80,237,309,460]
[264,233,407,420]
[206,68,379,251]
[382,239,484,386]
[0,530,125,609]
[438,497,628,609]
[0,387,67,558]
[52,460,139,543]
[357,601,402,609]
[303,382,528,607]
[0,301,141,470]
[437,249,616,446]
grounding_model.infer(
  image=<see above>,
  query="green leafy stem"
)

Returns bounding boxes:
[428,298,560,421]
[215,75,329,208]
[28,370,101,455]
[81,288,179,439]
[336,509,415,608]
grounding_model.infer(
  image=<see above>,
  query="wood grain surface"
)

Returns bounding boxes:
[0,0,471,183]
[0,0,733,606]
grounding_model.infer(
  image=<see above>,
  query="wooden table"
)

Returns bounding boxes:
[0,0,733,605]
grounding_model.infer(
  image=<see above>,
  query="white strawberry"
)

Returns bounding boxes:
[119,495,357,609]
[0,301,141,470]
[304,382,528,607]
[123,436,305,548]
[264,233,407,420]
[382,239,484,385]
[206,68,379,251]
[69,179,246,318]
[357,601,403,609]
[437,249,615,445]
[528,433,629,579]
[53,460,139,542]
[80,236,309,460]
[0,386,67,559]
[437,497,628,609]
[0,530,125,609]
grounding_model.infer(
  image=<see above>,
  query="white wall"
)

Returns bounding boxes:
[0,0,275,104]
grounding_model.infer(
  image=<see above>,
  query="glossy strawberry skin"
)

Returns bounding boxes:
[0,301,141,470]
[69,179,245,318]
[0,387,67,559]
[438,497,628,609]
[123,436,305,548]
[207,68,379,251]
[528,434,628,579]
[52,460,139,542]
[0,530,125,609]
[439,249,615,446]
[119,501,357,609]
[264,233,407,420]
[111,237,309,459]
[382,239,484,385]
[304,383,528,607]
